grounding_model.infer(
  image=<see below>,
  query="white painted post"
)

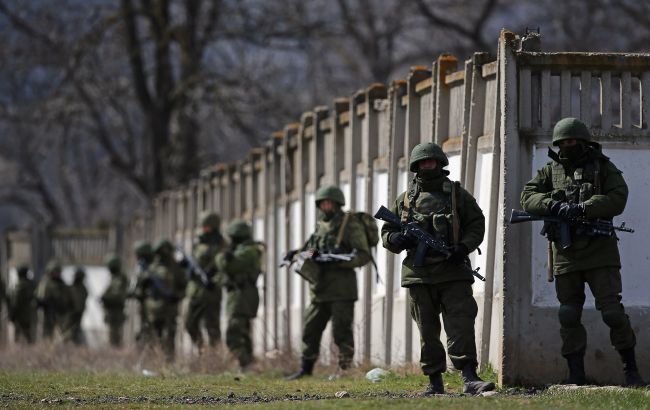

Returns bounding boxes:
[580,71,592,127]
[601,72,612,130]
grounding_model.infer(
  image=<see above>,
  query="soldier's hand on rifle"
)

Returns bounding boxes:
[223,250,234,262]
[305,249,319,260]
[550,201,585,219]
[388,232,417,251]
[446,243,469,263]
[177,257,190,269]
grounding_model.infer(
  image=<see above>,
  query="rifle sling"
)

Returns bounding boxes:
[335,212,352,249]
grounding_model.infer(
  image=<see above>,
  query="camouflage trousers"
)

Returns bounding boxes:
[301,300,355,368]
[226,316,253,367]
[184,288,222,348]
[555,267,636,356]
[408,281,478,375]
[105,311,126,347]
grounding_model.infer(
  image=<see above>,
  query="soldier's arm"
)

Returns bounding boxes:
[216,245,261,284]
[381,192,406,254]
[332,220,371,269]
[458,188,485,252]
[520,164,554,215]
[582,161,628,218]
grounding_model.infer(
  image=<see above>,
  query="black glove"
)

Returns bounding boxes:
[446,243,469,264]
[284,250,298,261]
[550,201,585,219]
[223,251,234,263]
[177,257,190,269]
[388,232,417,250]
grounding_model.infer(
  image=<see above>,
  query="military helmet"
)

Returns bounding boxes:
[153,239,174,255]
[314,185,345,207]
[104,253,121,271]
[74,267,86,281]
[552,117,591,146]
[133,240,153,258]
[226,219,252,239]
[16,263,29,276]
[45,259,62,274]
[199,211,221,230]
[409,142,449,172]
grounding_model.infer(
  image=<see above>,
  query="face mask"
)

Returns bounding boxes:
[559,144,584,161]
[417,167,443,180]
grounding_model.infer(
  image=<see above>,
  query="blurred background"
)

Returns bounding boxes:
[0,0,647,231]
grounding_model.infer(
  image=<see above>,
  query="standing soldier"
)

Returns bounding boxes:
[520,117,645,386]
[381,143,494,395]
[286,186,371,380]
[36,260,73,341]
[143,239,187,361]
[68,267,88,345]
[131,241,154,345]
[185,211,225,351]
[101,254,128,347]
[8,264,36,343]
[216,220,263,371]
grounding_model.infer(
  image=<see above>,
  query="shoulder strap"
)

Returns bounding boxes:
[451,181,460,245]
[593,158,602,195]
[335,212,352,248]
[400,178,420,223]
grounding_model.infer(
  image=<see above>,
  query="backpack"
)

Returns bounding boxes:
[336,212,379,249]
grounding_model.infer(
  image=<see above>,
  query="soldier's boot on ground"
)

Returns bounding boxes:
[563,352,586,385]
[462,364,495,395]
[424,373,445,395]
[618,348,647,387]
[285,359,315,380]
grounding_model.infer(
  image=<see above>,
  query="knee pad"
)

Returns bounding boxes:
[558,304,582,328]
[602,308,627,329]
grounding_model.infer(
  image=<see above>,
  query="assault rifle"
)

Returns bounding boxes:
[509,209,634,250]
[374,205,485,282]
[279,249,357,268]
[174,246,214,289]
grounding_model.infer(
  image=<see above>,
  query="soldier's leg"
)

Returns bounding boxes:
[204,289,222,346]
[330,301,355,369]
[439,281,478,370]
[408,284,446,375]
[184,296,205,348]
[226,316,252,366]
[301,302,332,363]
[554,272,587,356]
[163,309,178,361]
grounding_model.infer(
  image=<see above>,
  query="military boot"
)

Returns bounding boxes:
[618,348,647,387]
[462,364,495,395]
[562,351,586,385]
[285,359,315,380]
[423,372,444,395]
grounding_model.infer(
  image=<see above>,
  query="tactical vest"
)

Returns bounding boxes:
[399,178,462,246]
[550,159,602,203]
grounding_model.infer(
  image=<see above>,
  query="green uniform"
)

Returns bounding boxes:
[185,233,224,349]
[8,274,36,343]
[131,258,154,346]
[143,254,187,360]
[216,224,263,368]
[69,276,88,345]
[299,209,371,368]
[36,275,73,340]
[520,144,635,356]
[382,173,485,375]
[101,272,128,347]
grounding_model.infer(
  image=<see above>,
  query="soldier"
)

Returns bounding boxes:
[184,211,225,351]
[381,143,494,395]
[8,264,36,343]
[36,260,73,341]
[216,220,263,370]
[101,254,128,347]
[286,186,371,380]
[69,267,88,345]
[520,117,645,386]
[131,241,154,346]
[142,239,187,360]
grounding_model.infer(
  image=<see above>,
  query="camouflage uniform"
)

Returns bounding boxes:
[69,268,88,345]
[141,240,187,360]
[131,241,154,346]
[36,260,73,341]
[184,211,225,349]
[287,186,371,380]
[101,255,128,347]
[521,117,644,386]
[8,264,36,343]
[381,143,493,395]
[215,220,263,368]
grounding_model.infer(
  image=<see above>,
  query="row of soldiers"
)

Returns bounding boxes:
[0,215,263,370]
